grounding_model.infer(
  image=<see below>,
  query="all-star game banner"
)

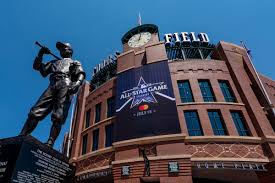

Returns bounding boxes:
[114,60,181,142]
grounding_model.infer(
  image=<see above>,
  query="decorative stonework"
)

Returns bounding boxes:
[186,142,266,159]
[174,69,229,74]
[76,152,115,173]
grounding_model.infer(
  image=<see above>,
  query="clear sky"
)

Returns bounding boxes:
[0,0,275,150]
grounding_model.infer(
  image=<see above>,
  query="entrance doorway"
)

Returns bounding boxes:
[140,177,160,183]
[193,178,230,183]
[192,168,259,183]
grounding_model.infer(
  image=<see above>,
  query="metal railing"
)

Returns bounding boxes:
[90,62,117,90]
[166,44,215,61]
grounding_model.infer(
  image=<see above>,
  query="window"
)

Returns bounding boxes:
[107,97,115,118]
[184,111,203,136]
[92,129,99,151]
[198,80,216,102]
[208,111,227,135]
[219,80,236,102]
[82,134,88,155]
[177,80,194,103]
[231,111,250,136]
[105,124,113,147]
[85,109,91,128]
[95,103,101,123]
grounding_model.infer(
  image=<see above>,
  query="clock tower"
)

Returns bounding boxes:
[117,24,168,73]
[121,24,159,52]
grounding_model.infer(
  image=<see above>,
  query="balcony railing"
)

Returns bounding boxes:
[166,43,215,60]
[90,61,117,90]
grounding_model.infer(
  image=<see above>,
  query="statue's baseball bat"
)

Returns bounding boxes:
[35,41,61,60]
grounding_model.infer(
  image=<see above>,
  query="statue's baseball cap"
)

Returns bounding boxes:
[56,41,72,50]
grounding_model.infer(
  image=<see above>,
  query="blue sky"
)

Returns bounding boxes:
[1,0,275,150]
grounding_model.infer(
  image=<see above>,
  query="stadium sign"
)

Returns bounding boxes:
[92,52,119,77]
[76,169,112,181]
[194,162,267,171]
[164,32,210,46]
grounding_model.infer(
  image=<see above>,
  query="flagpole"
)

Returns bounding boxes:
[138,12,142,26]
[240,41,275,118]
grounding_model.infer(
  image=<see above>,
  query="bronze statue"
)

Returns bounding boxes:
[19,41,85,147]
[141,149,150,176]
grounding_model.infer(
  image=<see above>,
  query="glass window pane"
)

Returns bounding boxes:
[92,129,99,151]
[231,111,249,136]
[82,134,88,155]
[105,124,113,147]
[198,80,216,102]
[184,111,203,136]
[192,118,200,129]
[85,109,91,128]
[177,81,194,103]
[208,111,227,135]
[95,103,101,123]
[219,80,236,102]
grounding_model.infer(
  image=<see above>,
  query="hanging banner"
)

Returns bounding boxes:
[114,61,180,142]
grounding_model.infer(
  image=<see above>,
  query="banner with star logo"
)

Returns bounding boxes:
[114,61,181,142]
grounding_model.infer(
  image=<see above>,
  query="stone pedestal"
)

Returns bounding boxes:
[0,136,75,183]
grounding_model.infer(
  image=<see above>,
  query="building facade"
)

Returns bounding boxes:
[67,24,275,183]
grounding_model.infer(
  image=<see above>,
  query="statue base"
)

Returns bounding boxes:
[0,136,75,183]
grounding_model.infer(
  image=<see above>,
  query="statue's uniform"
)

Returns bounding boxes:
[20,41,85,147]
[29,58,85,124]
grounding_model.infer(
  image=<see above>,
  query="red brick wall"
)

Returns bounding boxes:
[217,42,275,137]
[69,41,275,183]
[260,74,275,108]
[169,59,257,137]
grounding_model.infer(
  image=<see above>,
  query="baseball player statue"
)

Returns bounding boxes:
[19,41,85,147]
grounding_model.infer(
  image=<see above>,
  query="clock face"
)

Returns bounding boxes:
[128,32,151,48]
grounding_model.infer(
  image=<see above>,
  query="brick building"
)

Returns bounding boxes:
[66,24,275,183]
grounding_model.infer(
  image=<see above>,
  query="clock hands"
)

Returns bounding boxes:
[128,32,151,48]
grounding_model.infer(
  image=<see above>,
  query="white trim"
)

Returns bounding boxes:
[155,92,175,101]
[191,157,269,163]
[116,98,133,112]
